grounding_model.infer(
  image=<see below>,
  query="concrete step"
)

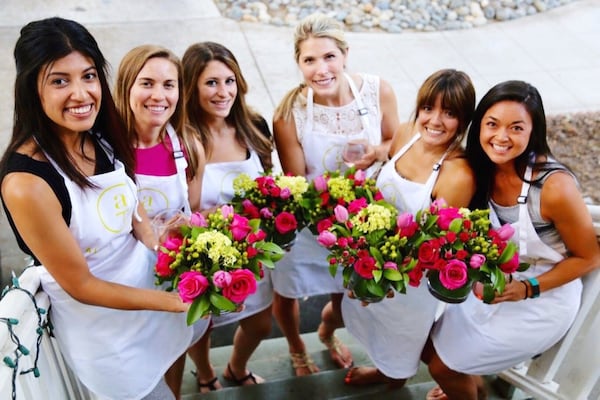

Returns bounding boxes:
[179,329,532,400]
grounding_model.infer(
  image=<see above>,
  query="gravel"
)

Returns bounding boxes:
[214,0,598,205]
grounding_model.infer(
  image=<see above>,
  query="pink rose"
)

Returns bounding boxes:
[279,187,291,200]
[469,254,486,269]
[430,198,448,212]
[334,205,349,223]
[274,211,297,234]
[242,200,260,218]
[189,212,207,227]
[337,237,349,248]
[212,270,232,289]
[259,207,273,219]
[313,175,328,192]
[163,236,183,252]
[247,246,258,258]
[353,169,366,185]
[222,269,257,303]
[247,230,267,244]
[436,207,462,230]
[230,214,252,241]
[221,205,234,219]
[348,198,368,213]
[396,212,414,229]
[418,240,440,264]
[499,253,520,274]
[496,224,515,241]
[177,271,209,303]
[317,230,337,248]
[383,261,398,270]
[439,259,468,290]
[155,251,175,278]
[353,256,377,279]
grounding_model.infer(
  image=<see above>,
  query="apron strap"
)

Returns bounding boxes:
[344,73,371,136]
[165,124,191,215]
[517,153,535,255]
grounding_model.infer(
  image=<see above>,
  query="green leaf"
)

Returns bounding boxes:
[329,263,339,278]
[370,246,384,266]
[482,283,496,304]
[210,292,236,312]
[187,296,210,326]
[372,269,382,283]
[256,241,285,254]
[366,280,385,297]
[498,241,517,264]
[449,218,463,233]
[383,268,403,281]
[517,262,530,272]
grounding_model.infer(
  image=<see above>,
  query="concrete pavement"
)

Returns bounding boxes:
[0,0,599,281]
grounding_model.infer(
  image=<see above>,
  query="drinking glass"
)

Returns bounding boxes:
[151,208,187,240]
[342,142,366,167]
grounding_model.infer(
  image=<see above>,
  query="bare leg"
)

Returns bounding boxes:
[344,366,406,388]
[317,294,353,368]
[187,328,223,393]
[427,350,481,400]
[222,307,271,385]
[272,291,319,376]
[164,354,186,399]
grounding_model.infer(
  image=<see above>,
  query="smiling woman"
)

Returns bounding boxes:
[0,18,196,400]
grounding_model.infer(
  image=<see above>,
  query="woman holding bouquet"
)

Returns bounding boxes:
[342,69,477,388]
[424,81,600,400]
[0,18,194,400]
[271,13,401,375]
[114,45,209,398]
[180,41,274,392]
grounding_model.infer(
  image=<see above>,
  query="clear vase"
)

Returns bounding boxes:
[346,273,390,303]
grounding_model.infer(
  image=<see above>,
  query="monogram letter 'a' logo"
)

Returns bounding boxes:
[97,183,132,233]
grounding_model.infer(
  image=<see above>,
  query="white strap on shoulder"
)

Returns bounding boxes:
[165,123,191,215]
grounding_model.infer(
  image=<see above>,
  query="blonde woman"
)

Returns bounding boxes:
[271,13,401,376]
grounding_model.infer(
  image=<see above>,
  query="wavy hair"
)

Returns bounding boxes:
[182,41,272,170]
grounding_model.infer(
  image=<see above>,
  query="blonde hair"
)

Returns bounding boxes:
[273,14,349,122]
[182,41,273,170]
[114,44,201,178]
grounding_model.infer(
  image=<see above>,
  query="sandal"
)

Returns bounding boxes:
[223,363,263,386]
[290,352,319,376]
[426,386,449,400]
[191,370,220,392]
[319,334,354,368]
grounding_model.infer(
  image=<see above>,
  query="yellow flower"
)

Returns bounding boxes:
[233,173,257,195]
[327,177,355,201]
[190,231,241,266]
[276,175,309,199]
[351,204,393,234]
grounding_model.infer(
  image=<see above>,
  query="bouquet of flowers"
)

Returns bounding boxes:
[231,172,310,249]
[301,167,383,236]
[416,199,529,303]
[316,196,426,303]
[154,206,285,324]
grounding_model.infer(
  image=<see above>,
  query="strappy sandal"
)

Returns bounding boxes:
[191,370,220,392]
[319,334,354,368]
[223,363,262,385]
[290,352,319,376]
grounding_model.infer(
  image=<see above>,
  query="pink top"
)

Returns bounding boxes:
[135,135,187,176]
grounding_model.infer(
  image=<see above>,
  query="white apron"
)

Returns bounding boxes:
[431,163,582,374]
[342,133,448,378]
[136,123,191,218]
[38,139,193,399]
[201,150,273,327]
[271,73,382,298]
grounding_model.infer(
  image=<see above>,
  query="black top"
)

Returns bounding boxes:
[1,137,114,264]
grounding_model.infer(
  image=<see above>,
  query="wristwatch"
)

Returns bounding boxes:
[527,277,540,298]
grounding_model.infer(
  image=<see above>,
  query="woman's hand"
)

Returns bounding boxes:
[489,278,528,304]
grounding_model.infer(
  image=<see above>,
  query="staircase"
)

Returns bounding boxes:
[178,297,531,400]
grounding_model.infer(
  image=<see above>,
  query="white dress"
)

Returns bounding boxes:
[201,150,273,327]
[38,140,193,400]
[431,164,582,374]
[342,133,447,378]
[271,73,383,298]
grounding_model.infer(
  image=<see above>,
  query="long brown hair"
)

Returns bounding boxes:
[182,41,273,170]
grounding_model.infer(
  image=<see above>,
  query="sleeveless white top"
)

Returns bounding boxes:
[201,150,273,326]
[431,161,582,374]
[271,73,384,297]
[38,139,193,399]
[342,133,449,378]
